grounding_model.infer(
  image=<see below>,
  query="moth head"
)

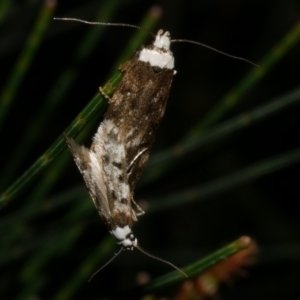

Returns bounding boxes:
[122,232,138,250]
[112,226,138,250]
[153,29,171,50]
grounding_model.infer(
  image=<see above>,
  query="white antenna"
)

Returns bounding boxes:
[136,244,188,278]
[171,38,259,67]
[54,17,258,67]
[88,247,123,282]
[88,244,187,282]
[53,17,155,37]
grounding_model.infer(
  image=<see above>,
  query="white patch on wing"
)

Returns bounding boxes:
[105,120,116,132]
[95,118,132,208]
[120,182,130,199]
[89,151,108,203]
[126,129,134,138]
[126,134,142,149]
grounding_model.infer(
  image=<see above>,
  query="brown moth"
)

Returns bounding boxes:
[65,29,175,250]
[58,17,256,278]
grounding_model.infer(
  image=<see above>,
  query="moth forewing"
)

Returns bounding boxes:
[104,31,175,190]
[64,135,111,227]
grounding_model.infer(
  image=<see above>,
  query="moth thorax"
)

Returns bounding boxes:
[138,30,174,69]
[112,226,137,250]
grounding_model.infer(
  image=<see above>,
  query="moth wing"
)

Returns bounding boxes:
[64,135,112,227]
[106,57,174,190]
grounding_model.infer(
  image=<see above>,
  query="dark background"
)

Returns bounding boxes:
[1,0,300,299]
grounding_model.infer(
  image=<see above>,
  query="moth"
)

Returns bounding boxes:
[63,25,185,277]
[57,17,256,277]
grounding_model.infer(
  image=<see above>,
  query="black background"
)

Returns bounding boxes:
[1,0,300,299]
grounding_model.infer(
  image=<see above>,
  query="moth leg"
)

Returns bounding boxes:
[99,86,112,101]
[127,148,149,177]
[131,209,138,221]
[119,60,130,72]
[131,196,145,216]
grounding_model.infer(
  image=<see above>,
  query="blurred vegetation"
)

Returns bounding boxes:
[1,1,300,299]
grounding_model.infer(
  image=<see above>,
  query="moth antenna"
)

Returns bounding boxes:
[88,247,123,282]
[171,38,259,67]
[136,244,188,278]
[53,17,155,38]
